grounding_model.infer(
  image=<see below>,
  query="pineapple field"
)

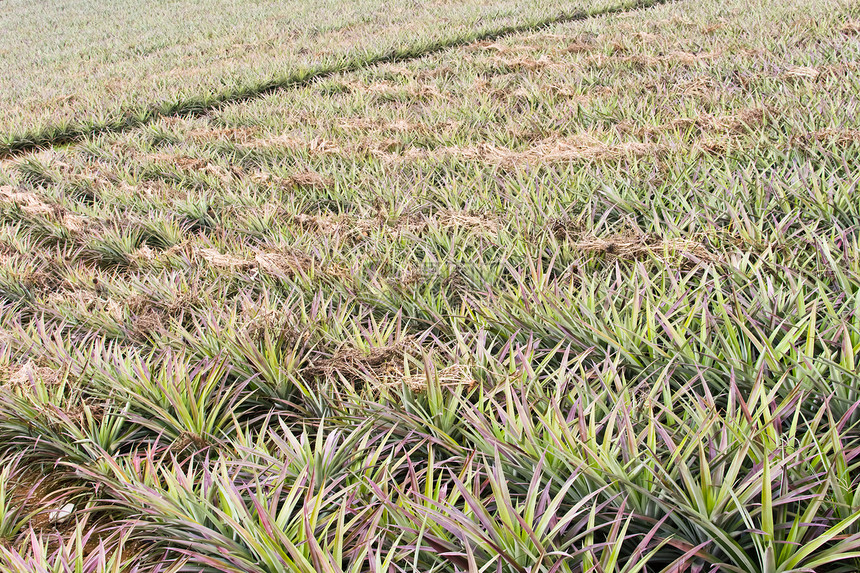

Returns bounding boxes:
[0,0,859,570]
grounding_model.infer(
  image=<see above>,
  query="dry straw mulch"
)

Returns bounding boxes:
[192,245,349,280]
[841,21,860,34]
[782,66,820,80]
[795,129,860,146]
[1,361,60,391]
[0,185,56,216]
[552,228,720,265]
[440,137,660,167]
[0,186,91,235]
[307,338,475,392]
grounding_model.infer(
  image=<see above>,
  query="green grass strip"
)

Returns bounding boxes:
[0,0,669,158]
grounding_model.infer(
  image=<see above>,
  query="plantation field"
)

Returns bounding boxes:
[0,0,629,154]
[1,0,860,570]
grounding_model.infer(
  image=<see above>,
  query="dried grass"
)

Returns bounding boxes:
[617,108,769,142]
[338,117,422,133]
[341,80,442,101]
[0,186,93,233]
[490,54,557,71]
[128,309,165,340]
[438,136,660,167]
[817,62,859,77]
[782,66,820,80]
[241,135,343,155]
[172,432,211,452]
[117,180,181,200]
[253,251,315,279]
[841,21,860,34]
[62,214,89,234]
[701,21,726,34]
[307,338,423,388]
[470,41,531,54]
[570,233,719,264]
[198,248,254,270]
[474,36,597,56]
[290,212,353,236]
[191,245,349,281]
[149,153,243,180]
[695,137,734,155]
[241,311,304,343]
[437,209,500,234]
[390,265,429,289]
[129,246,159,266]
[585,51,717,69]
[795,129,860,146]
[286,170,333,188]
[253,170,332,189]
[307,339,467,392]
[150,153,208,171]
[668,108,768,134]
[679,76,719,96]
[0,185,56,216]
[187,126,260,143]
[696,108,768,133]
[402,364,476,392]
[565,41,596,53]
[379,65,417,78]
[126,291,196,317]
[3,361,60,391]
[45,288,126,321]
